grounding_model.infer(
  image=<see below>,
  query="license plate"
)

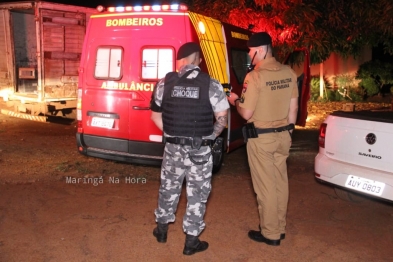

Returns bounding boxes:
[345,175,385,196]
[91,117,114,129]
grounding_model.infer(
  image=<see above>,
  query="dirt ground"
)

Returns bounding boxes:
[0,101,393,262]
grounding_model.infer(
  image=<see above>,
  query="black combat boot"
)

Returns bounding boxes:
[153,223,168,243]
[183,234,209,255]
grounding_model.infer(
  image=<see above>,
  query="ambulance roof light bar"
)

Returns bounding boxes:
[97,4,188,13]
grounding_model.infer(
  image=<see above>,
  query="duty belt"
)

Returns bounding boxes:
[165,137,214,147]
[256,123,295,134]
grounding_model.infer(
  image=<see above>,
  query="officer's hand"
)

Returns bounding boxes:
[228,92,239,106]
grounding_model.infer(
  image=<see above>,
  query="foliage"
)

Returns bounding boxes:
[358,78,379,97]
[332,74,364,101]
[310,74,364,102]
[309,75,330,102]
[348,89,364,102]
[356,60,393,96]
[310,77,322,101]
[326,89,345,102]
[335,87,364,102]
[334,74,356,89]
[184,0,393,64]
[323,88,363,102]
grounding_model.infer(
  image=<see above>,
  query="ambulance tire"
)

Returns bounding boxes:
[212,137,225,174]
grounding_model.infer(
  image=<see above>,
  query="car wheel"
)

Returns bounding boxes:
[334,187,365,202]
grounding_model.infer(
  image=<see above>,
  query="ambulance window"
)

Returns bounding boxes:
[95,47,123,79]
[141,48,174,80]
[231,49,251,84]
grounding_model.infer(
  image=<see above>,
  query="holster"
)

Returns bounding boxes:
[211,137,223,166]
[242,122,258,143]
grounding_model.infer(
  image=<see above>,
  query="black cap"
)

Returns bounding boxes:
[247,32,272,47]
[177,42,200,60]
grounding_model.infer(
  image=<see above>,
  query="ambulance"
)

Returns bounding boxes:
[76,3,310,172]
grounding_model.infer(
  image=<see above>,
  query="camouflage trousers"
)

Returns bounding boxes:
[154,142,213,236]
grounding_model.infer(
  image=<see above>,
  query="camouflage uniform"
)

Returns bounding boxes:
[153,64,229,236]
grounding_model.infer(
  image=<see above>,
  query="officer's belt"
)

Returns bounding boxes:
[256,123,295,134]
[165,137,214,146]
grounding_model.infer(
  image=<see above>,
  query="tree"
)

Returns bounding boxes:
[356,60,393,97]
[185,0,393,64]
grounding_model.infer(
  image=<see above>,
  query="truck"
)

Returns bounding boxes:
[315,110,393,202]
[0,1,96,122]
[75,3,311,172]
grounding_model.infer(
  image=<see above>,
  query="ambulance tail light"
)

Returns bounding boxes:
[77,120,83,134]
[77,89,83,133]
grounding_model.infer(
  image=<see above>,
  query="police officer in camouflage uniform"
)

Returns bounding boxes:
[150,42,229,255]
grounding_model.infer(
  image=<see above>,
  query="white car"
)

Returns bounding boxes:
[314,110,393,202]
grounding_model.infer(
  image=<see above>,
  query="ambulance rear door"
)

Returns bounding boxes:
[127,38,177,153]
[81,37,131,152]
[123,13,193,154]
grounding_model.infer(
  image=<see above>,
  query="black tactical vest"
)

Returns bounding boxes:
[162,69,213,137]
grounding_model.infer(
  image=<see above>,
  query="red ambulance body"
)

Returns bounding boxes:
[76,4,310,172]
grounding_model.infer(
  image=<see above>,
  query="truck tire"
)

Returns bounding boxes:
[334,187,365,203]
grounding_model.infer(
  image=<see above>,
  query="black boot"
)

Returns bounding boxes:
[153,223,168,243]
[259,225,286,240]
[183,234,209,255]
